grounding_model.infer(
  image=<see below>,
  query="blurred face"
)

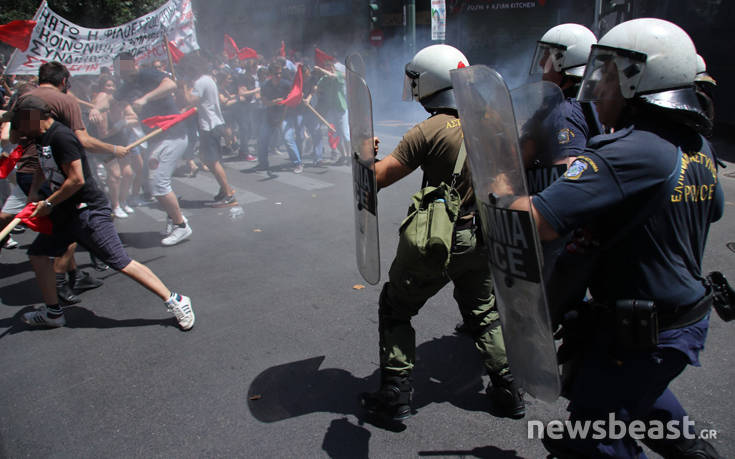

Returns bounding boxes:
[153,61,164,72]
[116,58,138,82]
[593,60,626,127]
[102,80,116,93]
[14,109,45,139]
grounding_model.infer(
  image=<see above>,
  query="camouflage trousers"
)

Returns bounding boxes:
[378,226,510,378]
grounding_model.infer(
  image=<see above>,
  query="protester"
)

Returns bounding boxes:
[9,95,195,330]
[88,76,136,218]
[112,52,192,246]
[180,55,238,207]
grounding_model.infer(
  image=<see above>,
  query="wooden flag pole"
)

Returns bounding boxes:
[163,32,177,81]
[0,218,21,242]
[74,97,95,110]
[125,107,197,149]
[302,100,336,133]
[126,127,164,150]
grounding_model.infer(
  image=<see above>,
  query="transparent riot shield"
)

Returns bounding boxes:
[511,81,567,195]
[346,54,380,285]
[451,65,560,402]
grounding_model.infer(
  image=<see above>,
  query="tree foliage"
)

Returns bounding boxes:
[1,0,168,28]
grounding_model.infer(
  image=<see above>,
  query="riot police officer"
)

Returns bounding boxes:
[360,44,524,424]
[520,18,723,458]
[528,22,601,165]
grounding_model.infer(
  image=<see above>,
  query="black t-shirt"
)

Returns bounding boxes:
[38,121,109,218]
[533,119,724,308]
[115,68,181,134]
[260,76,291,123]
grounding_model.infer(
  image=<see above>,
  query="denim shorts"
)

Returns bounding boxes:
[28,206,132,270]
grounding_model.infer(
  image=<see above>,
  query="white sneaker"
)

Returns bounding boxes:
[166,294,195,330]
[162,221,192,246]
[161,216,187,236]
[160,217,173,236]
[123,204,135,214]
[22,306,66,328]
[113,207,129,218]
[3,237,19,249]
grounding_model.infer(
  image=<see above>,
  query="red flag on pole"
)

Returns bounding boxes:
[279,41,286,58]
[315,48,335,68]
[224,34,258,60]
[328,128,340,150]
[142,107,197,131]
[16,202,52,234]
[0,145,23,179]
[237,47,257,60]
[167,41,184,64]
[278,65,303,108]
[224,34,239,60]
[0,20,36,52]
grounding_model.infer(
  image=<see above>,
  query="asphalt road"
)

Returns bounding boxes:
[1,118,733,458]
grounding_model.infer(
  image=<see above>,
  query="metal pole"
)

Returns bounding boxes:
[593,0,602,36]
[407,0,416,56]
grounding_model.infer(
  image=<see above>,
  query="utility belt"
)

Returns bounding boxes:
[454,213,477,231]
[600,294,712,353]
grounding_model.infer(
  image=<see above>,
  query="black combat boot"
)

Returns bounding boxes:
[643,437,723,459]
[487,373,525,419]
[360,374,412,422]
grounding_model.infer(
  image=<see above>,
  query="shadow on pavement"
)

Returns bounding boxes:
[178,198,214,210]
[0,260,32,279]
[0,305,176,340]
[0,277,42,306]
[322,417,371,458]
[418,446,524,458]
[119,231,175,249]
[248,334,514,455]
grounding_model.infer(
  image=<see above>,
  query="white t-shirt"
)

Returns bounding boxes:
[192,74,225,132]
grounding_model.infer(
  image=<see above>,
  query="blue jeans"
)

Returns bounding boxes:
[282,114,302,166]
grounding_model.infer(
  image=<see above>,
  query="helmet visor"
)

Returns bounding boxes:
[403,65,420,101]
[529,41,566,75]
[578,45,647,101]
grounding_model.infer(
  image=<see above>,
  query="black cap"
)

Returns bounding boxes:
[0,95,50,126]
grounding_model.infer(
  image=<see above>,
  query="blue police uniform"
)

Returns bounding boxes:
[533,117,724,457]
[524,97,594,195]
[525,94,601,285]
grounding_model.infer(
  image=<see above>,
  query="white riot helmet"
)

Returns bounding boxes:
[695,54,717,86]
[530,23,597,78]
[578,18,697,101]
[403,44,469,111]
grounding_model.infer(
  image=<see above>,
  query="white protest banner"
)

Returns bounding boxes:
[431,0,446,41]
[6,0,199,75]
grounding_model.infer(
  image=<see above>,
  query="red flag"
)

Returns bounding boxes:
[328,127,340,150]
[224,34,257,60]
[224,34,239,60]
[278,65,303,108]
[0,20,36,52]
[0,145,23,179]
[15,202,52,235]
[237,47,257,60]
[279,41,286,58]
[142,107,197,131]
[315,48,335,68]
[167,41,184,64]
